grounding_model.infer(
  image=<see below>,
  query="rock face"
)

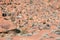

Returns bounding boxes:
[0,18,16,32]
[0,0,60,40]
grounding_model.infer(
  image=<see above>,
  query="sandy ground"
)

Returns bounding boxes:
[0,0,60,40]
